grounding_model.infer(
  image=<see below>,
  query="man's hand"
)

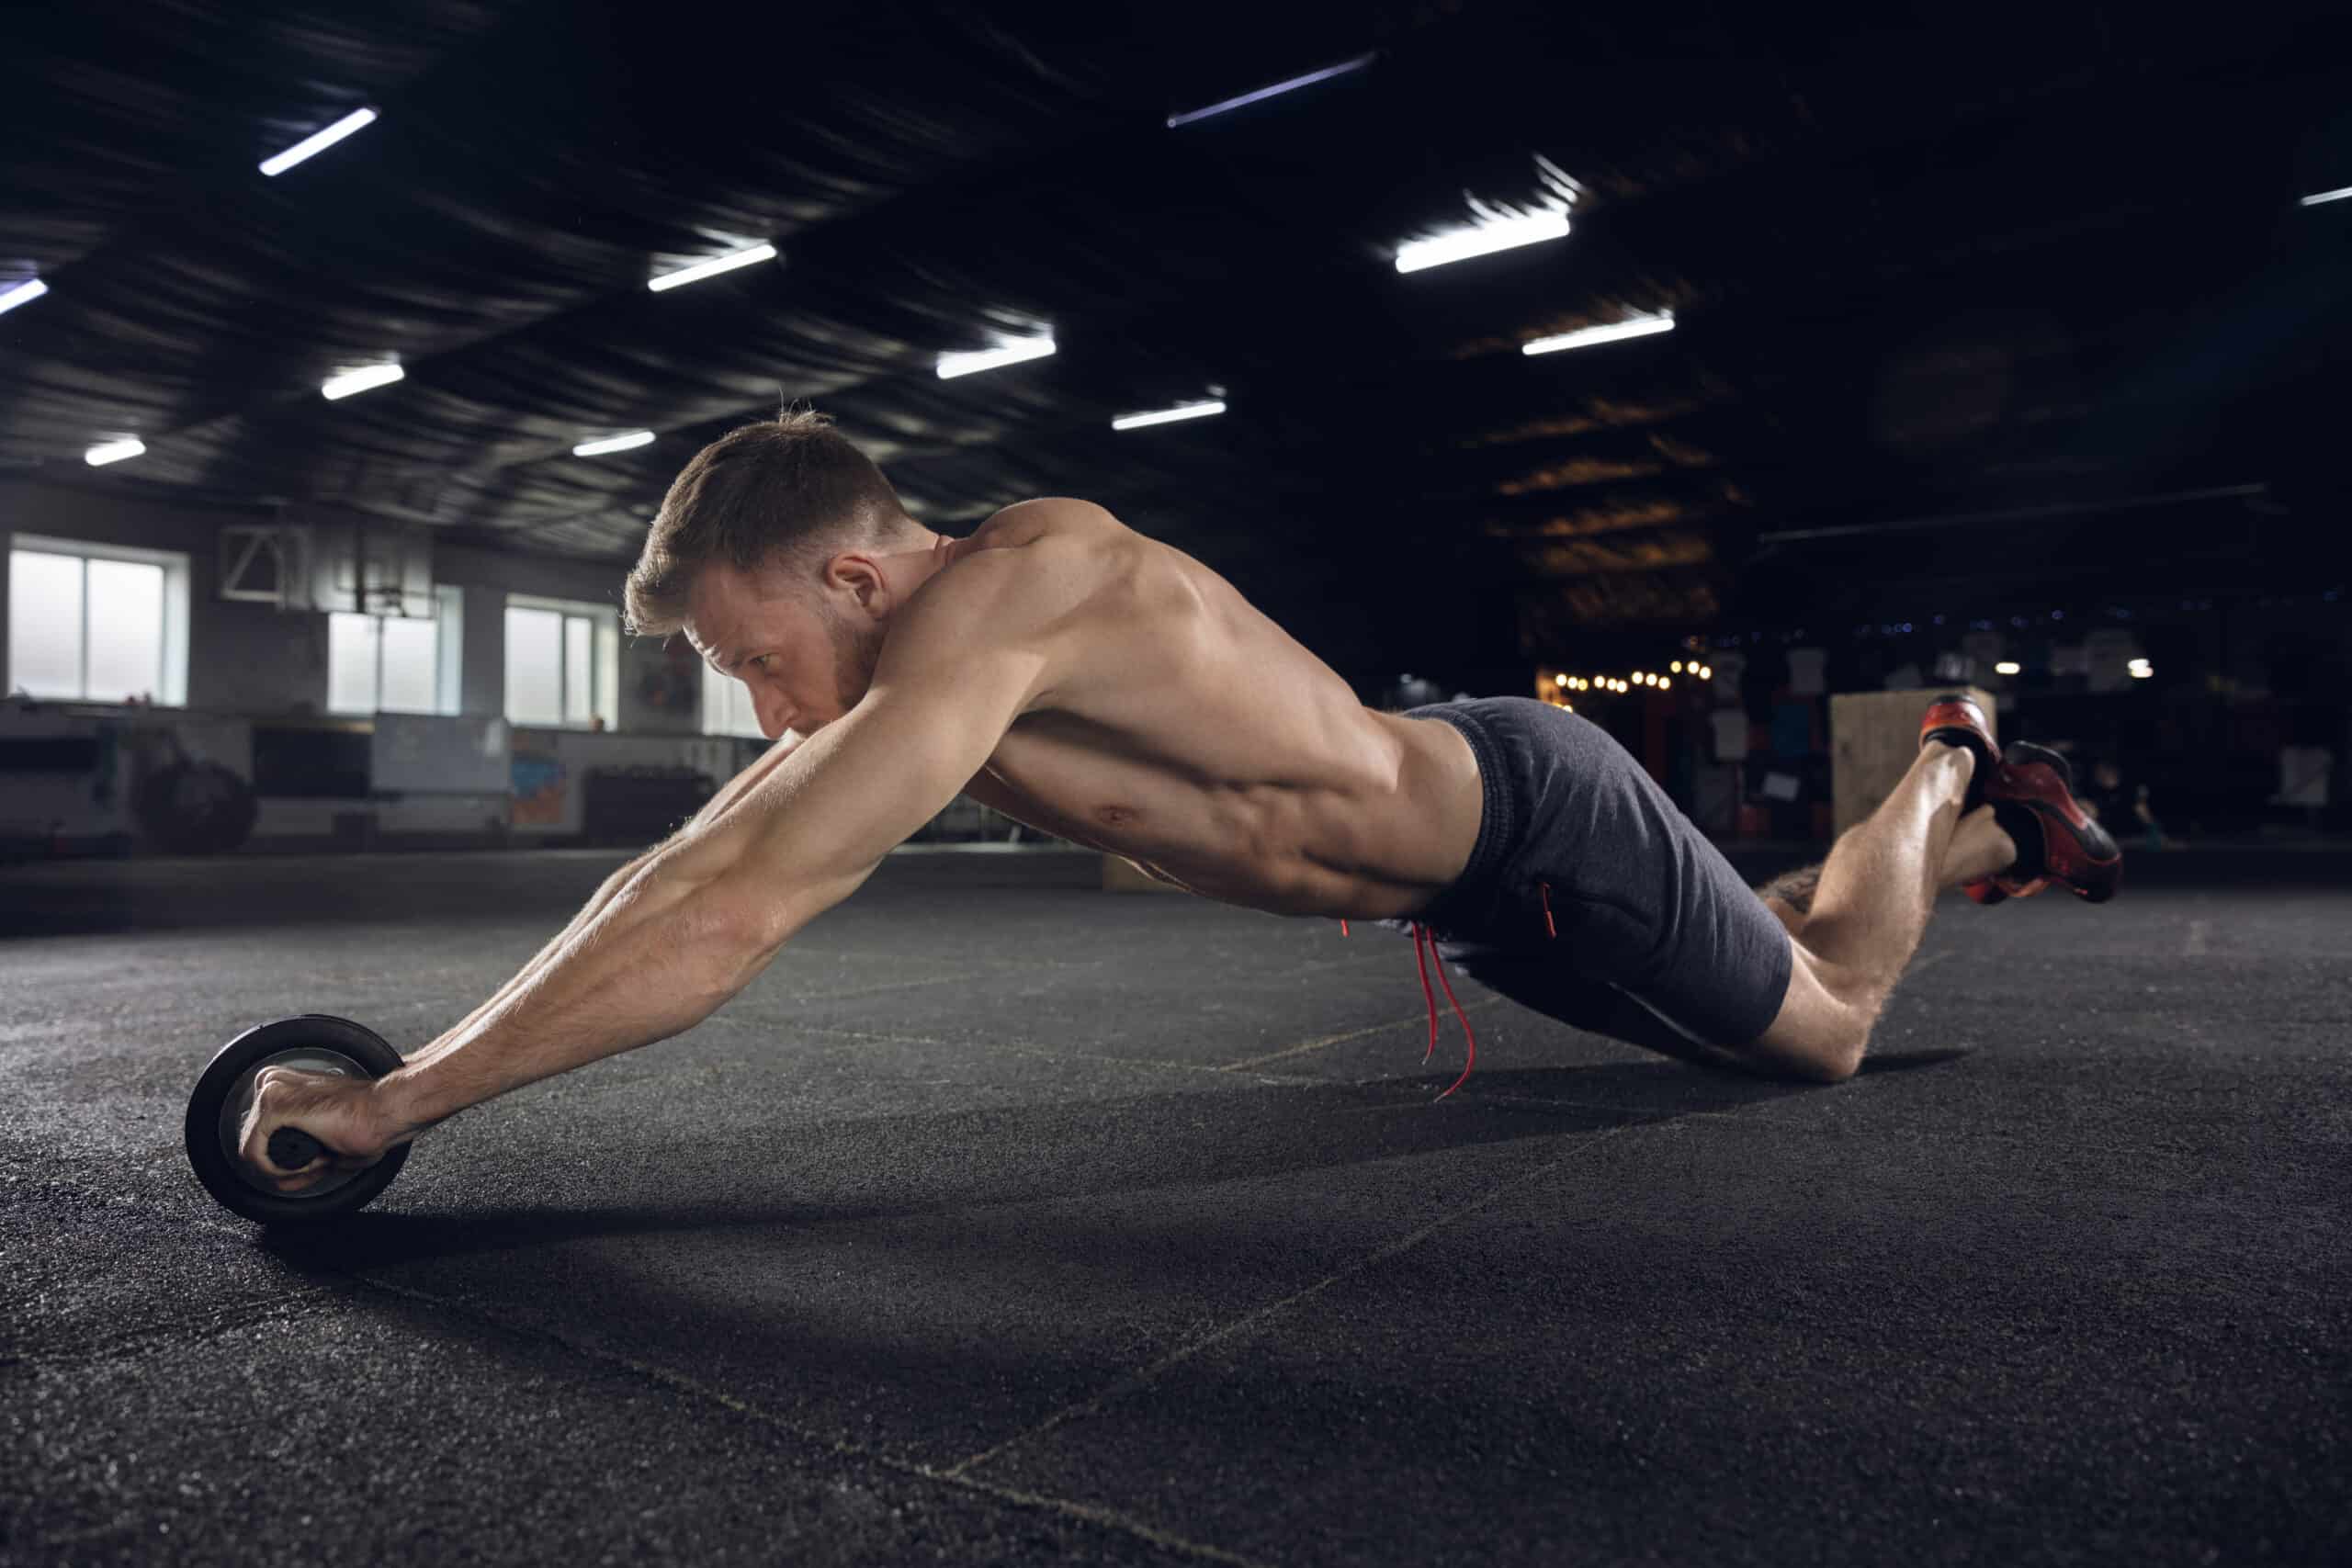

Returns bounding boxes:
[235,1066,410,1193]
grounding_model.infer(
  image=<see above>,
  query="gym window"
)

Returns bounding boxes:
[327,583,462,716]
[6,534,190,705]
[505,594,618,729]
[701,660,768,739]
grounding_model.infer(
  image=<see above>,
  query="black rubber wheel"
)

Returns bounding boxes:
[184,1015,412,1226]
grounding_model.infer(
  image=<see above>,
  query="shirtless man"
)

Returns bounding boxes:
[240,409,2121,1190]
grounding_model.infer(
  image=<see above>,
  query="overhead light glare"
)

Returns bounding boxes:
[260,107,379,176]
[573,430,655,457]
[2128,659,2154,679]
[1396,210,1570,275]
[0,277,49,316]
[1111,399,1226,432]
[1524,310,1677,355]
[321,363,404,400]
[85,436,146,467]
[1167,53,1375,129]
[1994,660,2022,676]
[648,243,778,293]
[937,334,1057,380]
[2298,185,2352,208]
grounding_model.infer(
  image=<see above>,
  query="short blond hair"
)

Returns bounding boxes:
[623,405,922,637]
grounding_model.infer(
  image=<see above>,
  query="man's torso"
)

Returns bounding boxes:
[925,504,1483,920]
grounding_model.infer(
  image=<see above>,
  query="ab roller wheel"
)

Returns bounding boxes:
[184,1015,412,1225]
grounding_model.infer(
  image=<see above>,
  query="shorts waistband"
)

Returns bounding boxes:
[1400,701,1521,937]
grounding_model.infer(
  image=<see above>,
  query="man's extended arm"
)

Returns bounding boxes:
[243,549,1059,1182]
[424,735,808,1055]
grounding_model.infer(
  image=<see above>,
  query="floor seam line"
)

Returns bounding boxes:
[314,1267,1276,1568]
[938,1119,1640,1480]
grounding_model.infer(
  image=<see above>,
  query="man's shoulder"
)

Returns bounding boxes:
[888,502,1118,704]
[977,495,1128,549]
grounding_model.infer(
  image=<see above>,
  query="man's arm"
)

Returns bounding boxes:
[356,549,1057,1144]
[424,732,810,1056]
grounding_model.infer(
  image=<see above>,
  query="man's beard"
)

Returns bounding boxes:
[823,604,884,713]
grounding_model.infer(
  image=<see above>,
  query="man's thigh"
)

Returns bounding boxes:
[1431,938,1747,1074]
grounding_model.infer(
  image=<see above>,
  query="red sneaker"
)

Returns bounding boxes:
[1976,741,2122,903]
[1920,693,2001,812]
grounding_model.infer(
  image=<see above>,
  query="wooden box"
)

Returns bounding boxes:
[1828,686,1996,838]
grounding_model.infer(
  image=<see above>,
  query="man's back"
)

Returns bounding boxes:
[939,502,1482,922]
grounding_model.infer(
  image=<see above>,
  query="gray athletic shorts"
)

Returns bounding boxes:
[1385,696,1792,1055]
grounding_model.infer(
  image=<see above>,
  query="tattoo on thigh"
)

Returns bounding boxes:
[1756,861,1825,917]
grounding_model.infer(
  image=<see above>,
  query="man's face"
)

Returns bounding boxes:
[684,559,887,740]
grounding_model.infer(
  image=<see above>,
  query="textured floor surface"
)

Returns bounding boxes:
[3,846,2347,1567]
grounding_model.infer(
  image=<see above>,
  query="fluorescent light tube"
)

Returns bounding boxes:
[85,437,146,467]
[1396,210,1570,274]
[1522,310,1676,355]
[2299,186,2352,208]
[0,277,49,316]
[260,107,379,176]
[936,334,1057,380]
[573,430,655,457]
[1167,54,1374,129]
[648,243,778,293]
[322,363,404,400]
[1111,400,1226,431]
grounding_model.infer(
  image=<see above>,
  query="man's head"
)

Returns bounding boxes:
[625,407,937,738]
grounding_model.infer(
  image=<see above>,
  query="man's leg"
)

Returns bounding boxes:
[1757,804,2017,938]
[1734,741,1980,1080]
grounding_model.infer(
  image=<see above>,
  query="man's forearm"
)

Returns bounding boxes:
[435,852,657,1048]
[431,767,778,1049]
[376,857,777,1135]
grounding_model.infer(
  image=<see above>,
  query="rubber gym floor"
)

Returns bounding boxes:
[5,845,2346,1567]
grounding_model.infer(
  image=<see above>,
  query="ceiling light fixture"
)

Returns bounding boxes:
[1396,209,1571,275]
[0,277,49,316]
[937,333,1057,380]
[1166,53,1376,129]
[321,363,404,400]
[2299,185,2352,208]
[85,436,145,467]
[260,107,379,177]
[1523,310,1676,356]
[1111,399,1227,432]
[648,242,778,293]
[573,430,655,457]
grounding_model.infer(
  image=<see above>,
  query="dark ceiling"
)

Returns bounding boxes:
[5,0,2348,679]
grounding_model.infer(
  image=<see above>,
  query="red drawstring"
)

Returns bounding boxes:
[1539,882,1556,939]
[1412,922,1478,1100]
[1332,914,1481,1099]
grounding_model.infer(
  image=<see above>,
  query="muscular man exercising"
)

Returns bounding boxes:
[241,408,2121,1190]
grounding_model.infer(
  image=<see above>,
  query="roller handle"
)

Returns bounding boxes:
[267,1127,326,1170]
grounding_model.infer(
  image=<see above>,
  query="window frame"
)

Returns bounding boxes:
[504,592,620,730]
[7,532,190,706]
[326,581,462,717]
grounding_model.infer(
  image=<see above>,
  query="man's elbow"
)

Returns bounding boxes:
[704,861,873,964]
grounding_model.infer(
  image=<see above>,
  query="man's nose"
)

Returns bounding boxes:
[753,688,790,740]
